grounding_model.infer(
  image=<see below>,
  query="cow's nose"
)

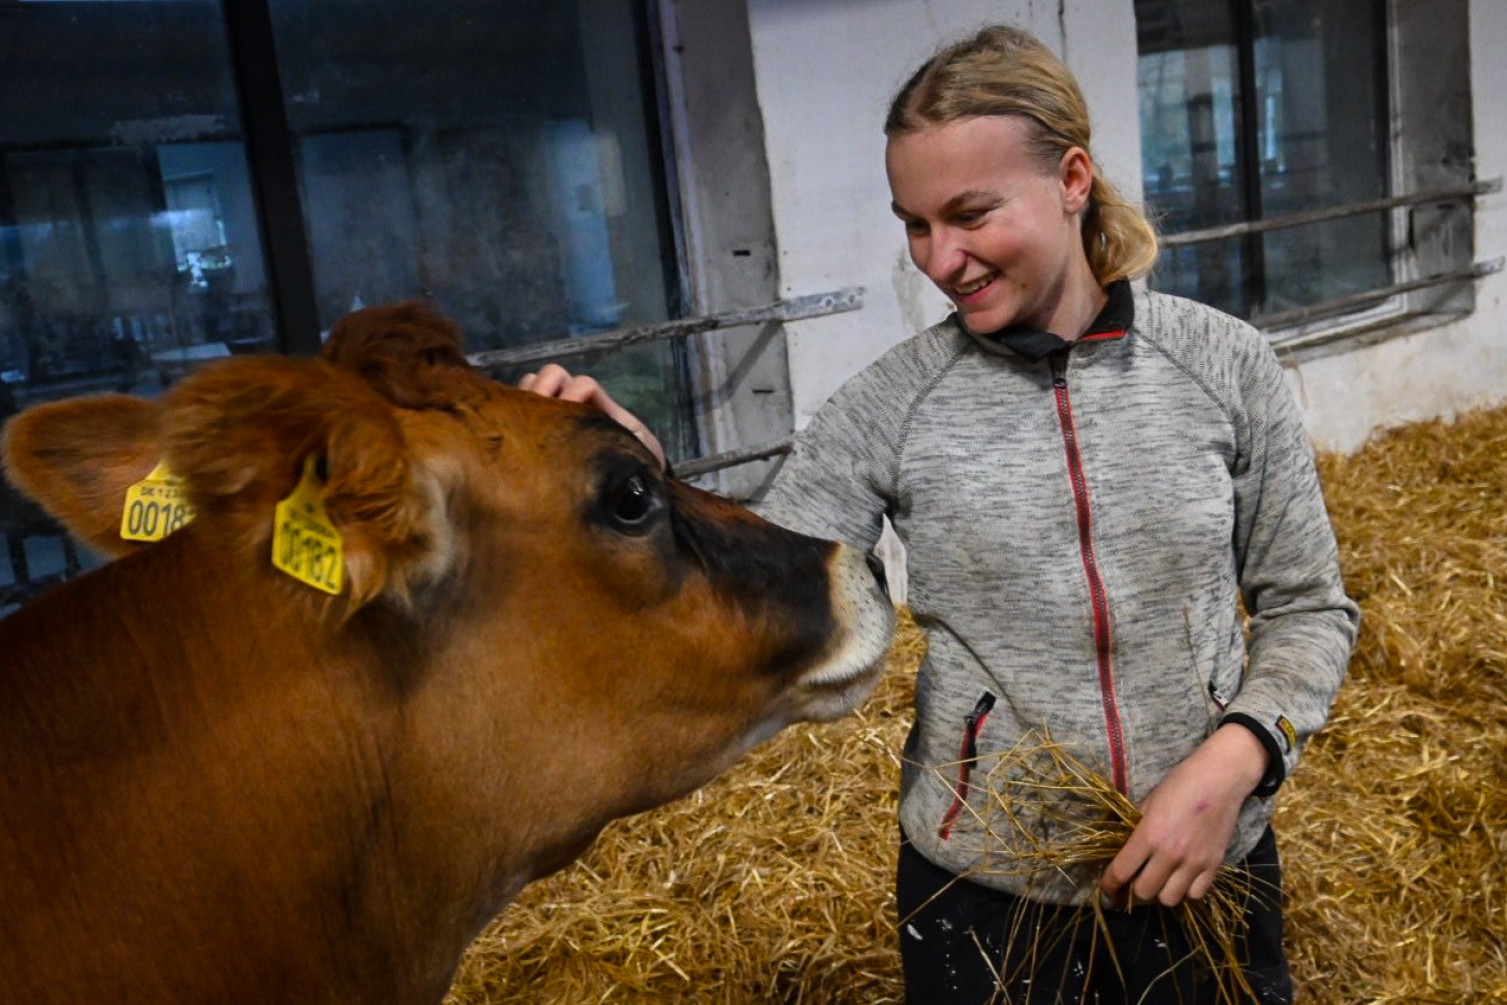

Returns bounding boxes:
[864,552,889,598]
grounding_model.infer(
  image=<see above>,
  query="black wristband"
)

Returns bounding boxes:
[1219,712,1286,798]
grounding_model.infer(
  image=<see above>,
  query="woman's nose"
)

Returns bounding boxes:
[923,227,967,283]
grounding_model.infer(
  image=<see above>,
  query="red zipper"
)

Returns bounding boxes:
[1051,358,1129,796]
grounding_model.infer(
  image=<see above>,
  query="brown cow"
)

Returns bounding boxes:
[0,304,894,1004]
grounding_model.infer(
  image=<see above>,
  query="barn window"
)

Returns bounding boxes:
[0,0,696,607]
[1135,0,1488,353]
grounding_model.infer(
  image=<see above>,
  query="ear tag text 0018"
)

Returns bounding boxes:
[272,455,345,595]
[120,460,195,542]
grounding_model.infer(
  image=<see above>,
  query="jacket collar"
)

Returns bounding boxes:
[963,279,1134,363]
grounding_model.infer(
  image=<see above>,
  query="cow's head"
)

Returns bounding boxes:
[1,302,894,898]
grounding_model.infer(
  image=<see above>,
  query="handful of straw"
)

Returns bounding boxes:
[930,730,1271,1003]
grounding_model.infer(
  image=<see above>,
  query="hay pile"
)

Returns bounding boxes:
[1284,408,1507,1002]
[447,405,1507,1004]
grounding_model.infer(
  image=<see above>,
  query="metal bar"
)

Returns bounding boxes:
[468,287,864,369]
[675,438,792,479]
[1259,258,1502,332]
[1233,0,1266,312]
[1160,179,1502,248]
[643,0,693,320]
[222,0,323,354]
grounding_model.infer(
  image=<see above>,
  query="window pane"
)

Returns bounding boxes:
[1137,2,1248,315]
[266,0,693,457]
[1252,0,1389,317]
[1136,0,1391,322]
[0,1,276,407]
[0,0,274,606]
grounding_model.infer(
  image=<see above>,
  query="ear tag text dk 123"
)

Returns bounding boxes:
[272,455,344,595]
[120,460,195,542]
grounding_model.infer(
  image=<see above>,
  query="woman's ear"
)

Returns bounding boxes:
[1059,146,1094,216]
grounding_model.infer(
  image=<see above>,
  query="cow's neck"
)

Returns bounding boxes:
[0,536,487,1002]
[352,598,617,925]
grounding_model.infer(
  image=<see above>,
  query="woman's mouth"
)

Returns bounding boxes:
[951,273,996,302]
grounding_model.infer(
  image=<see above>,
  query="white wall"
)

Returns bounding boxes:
[744,0,1507,454]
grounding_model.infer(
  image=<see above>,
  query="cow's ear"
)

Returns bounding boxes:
[1,394,162,558]
[321,300,478,412]
[160,355,438,610]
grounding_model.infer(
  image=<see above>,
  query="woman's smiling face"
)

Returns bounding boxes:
[885,115,1096,336]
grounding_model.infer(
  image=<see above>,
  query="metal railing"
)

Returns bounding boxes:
[1158,179,1501,248]
[1261,258,1503,334]
[467,287,862,478]
[468,287,863,370]
[1162,177,1503,341]
[675,438,793,480]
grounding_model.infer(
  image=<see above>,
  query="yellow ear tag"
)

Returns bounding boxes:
[271,455,345,596]
[120,460,195,542]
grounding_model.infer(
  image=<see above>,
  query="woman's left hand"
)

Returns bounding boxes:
[1099,724,1268,908]
[519,363,667,471]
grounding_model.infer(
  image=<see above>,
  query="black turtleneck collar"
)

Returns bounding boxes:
[977,279,1134,363]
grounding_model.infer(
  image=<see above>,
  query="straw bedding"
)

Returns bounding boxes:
[447,404,1507,1004]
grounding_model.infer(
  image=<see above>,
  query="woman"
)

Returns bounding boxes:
[524,25,1357,1005]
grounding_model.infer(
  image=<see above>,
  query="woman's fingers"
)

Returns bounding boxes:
[518,363,576,397]
[517,365,667,471]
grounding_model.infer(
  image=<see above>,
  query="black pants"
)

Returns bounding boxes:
[896,827,1292,1005]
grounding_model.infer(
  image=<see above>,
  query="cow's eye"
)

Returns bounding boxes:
[605,471,660,532]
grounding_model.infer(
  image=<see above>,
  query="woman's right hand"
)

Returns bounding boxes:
[518,363,667,471]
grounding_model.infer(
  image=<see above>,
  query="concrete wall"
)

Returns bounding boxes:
[741,0,1507,455]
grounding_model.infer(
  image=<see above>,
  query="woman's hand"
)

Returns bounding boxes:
[1099,724,1268,908]
[519,363,667,471]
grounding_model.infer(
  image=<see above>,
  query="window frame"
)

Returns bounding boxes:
[645,0,797,496]
[221,0,321,354]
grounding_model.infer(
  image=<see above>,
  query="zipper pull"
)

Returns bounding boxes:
[1049,351,1068,389]
[965,691,997,733]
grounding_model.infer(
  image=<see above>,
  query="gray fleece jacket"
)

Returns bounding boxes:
[757,286,1359,903]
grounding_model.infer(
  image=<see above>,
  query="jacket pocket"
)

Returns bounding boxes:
[1205,617,1248,722]
[937,691,996,840]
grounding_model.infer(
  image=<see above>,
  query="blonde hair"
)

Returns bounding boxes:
[886,25,1158,284]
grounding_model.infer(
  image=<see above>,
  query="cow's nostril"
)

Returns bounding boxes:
[864,552,889,597]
